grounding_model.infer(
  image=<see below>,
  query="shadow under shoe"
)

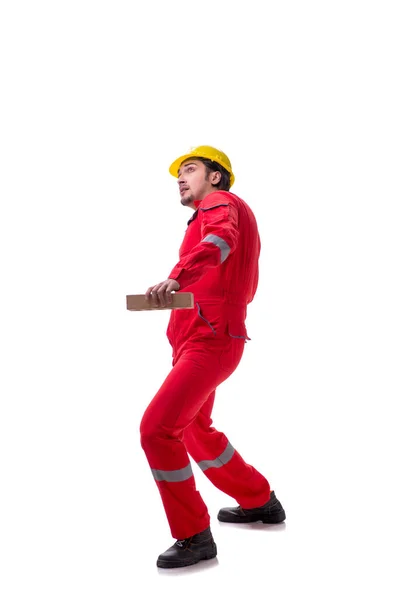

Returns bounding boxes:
[156,527,217,569]
[217,490,286,524]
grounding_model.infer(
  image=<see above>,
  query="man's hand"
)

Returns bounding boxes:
[145,279,181,308]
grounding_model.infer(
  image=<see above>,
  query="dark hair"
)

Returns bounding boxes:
[189,157,231,191]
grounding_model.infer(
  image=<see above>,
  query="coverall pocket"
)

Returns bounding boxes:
[195,302,225,337]
[226,319,251,341]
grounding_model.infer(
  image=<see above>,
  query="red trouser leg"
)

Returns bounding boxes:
[183,391,270,509]
[140,337,269,539]
[140,343,232,539]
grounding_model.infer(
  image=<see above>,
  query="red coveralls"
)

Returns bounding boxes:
[140,191,271,539]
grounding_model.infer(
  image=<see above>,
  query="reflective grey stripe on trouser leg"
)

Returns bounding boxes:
[197,441,235,472]
[151,463,193,482]
[202,234,231,263]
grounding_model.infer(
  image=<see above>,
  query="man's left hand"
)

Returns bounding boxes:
[145,279,181,307]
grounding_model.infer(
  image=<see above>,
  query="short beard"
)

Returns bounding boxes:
[180,193,194,206]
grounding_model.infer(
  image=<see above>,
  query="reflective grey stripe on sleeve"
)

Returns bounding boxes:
[151,463,193,482]
[202,234,231,263]
[197,441,235,472]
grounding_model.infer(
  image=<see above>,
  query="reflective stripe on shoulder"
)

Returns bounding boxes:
[197,441,235,472]
[202,234,231,263]
[151,463,193,482]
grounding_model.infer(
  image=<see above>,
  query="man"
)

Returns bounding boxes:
[141,145,285,569]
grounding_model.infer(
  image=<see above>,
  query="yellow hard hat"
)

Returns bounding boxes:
[169,145,235,187]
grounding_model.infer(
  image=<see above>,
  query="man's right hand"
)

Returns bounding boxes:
[145,278,181,308]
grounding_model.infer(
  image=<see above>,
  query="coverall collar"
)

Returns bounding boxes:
[187,210,198,225]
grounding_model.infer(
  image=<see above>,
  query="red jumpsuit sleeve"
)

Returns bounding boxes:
[168,195,239,289]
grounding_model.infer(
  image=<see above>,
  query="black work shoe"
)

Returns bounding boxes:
[156,526,217,569]
[217,490,286,524]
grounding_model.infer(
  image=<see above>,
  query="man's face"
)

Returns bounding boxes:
[177,159,220,208]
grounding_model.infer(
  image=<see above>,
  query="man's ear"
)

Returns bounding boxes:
[211,171,221,184]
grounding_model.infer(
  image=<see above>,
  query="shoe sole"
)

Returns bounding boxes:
[217,509,286,524]
[157,550,217,569]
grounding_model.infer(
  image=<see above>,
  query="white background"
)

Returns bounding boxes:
[1,1,399,598]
